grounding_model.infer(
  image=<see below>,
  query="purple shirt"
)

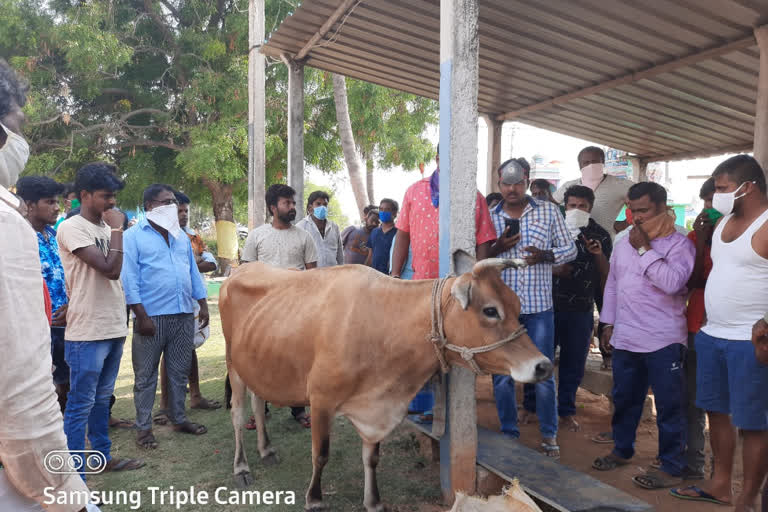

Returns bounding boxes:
[600,232,695,353]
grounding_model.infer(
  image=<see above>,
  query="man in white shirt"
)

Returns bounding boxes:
[241,184,317,427]
[0,58,97,512]
[554,146,633,240]
[296,190,343,268]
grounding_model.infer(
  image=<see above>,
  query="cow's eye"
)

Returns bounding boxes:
[483,307,499,318]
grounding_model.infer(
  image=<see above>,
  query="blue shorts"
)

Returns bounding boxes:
[695,331,768,430]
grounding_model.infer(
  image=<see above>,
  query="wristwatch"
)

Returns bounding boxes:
[637,247,648,256]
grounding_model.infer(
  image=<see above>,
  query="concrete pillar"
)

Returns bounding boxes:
[286,59,305,218]
[483,114,502,195]
[247,0,266,228]
[438,0,479,503]
[639,160,649,182]
[754,25,768,178]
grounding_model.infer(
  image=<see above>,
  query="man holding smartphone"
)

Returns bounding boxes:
[489,159,577,459]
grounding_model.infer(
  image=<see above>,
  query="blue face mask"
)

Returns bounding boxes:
[379,211,393,223]
[313,205,328,220]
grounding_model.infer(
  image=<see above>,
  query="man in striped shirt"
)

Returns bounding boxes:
[489,159,577,459]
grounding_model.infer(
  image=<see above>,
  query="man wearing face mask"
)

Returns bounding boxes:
[296,190,343,268]
[593,182,694,491]
[551,185,611,433]
[241,184,317,427]
[0,58,103,512]
[121,184,209,449]
[672,155,768,511]
[554,146,633,239]
[365,198,399,273]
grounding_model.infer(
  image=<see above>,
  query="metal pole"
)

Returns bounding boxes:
[248,0,266,229]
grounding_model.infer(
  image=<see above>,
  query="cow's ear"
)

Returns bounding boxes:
[452,249,476,275]
[451,275,472,310]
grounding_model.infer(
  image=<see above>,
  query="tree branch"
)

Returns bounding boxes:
[28,114,62,127]
[115,139,184,151]
[159,0,181,21]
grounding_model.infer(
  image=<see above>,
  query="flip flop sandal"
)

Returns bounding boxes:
[109,417,136,429]
[153,410,170,426]
[294,413,311,428]
[650,457,661,469]
[173,421,208,435]
[136,430,159,450]
[539,442,560,459]
[670,486,731,506]
[592,454,630,471]
[191,398,222,410]
[245,415,258,430]
[632,469,683,490]
[106,458,145,472]
[591,431,614,444]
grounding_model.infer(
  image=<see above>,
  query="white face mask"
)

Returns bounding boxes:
[712,181,752,216]
[146,204,183,239]
[0,122,30,189]
[565,208,590,239]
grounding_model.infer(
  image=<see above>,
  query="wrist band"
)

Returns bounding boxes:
[109,249,123,253]
[111,228,123,233]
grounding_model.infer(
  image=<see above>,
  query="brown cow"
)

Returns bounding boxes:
[220,254,553,511]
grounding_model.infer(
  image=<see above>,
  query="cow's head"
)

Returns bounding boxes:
[442,252,553,383]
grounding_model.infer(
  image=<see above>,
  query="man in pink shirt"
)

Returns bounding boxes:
[391,146,497,279]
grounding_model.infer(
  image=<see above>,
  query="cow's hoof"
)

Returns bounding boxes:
[261,452,279,466]
[234,471,254,488]
[304,501,328,511]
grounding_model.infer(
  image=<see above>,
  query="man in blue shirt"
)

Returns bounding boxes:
[17,176,70,411]
[122,184,209,449]
[366,198,399,273]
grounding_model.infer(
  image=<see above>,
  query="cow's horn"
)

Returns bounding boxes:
[471,258,528,276]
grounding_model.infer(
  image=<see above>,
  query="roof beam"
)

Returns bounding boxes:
[638,143,753,163]
[497,34,757,121]
[295,0,361,61]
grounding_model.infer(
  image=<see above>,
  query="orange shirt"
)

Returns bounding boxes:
[686,230,712,334]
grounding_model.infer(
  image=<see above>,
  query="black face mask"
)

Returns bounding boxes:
[278,209,296,224]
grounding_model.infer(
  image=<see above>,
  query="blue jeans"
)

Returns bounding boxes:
[612,344,687,476]
[493,310,557,439]
[63,338,125,480]
[553,311,594,418]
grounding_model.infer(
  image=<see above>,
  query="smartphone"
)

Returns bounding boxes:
[504,218,520,238]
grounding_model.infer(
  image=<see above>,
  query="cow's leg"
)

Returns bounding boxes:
[228,369,253,488]
[305,408,331,511]
[249,392,277,465]
[362,441,386,512]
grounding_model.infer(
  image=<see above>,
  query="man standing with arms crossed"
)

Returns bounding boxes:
[673,155,768,511]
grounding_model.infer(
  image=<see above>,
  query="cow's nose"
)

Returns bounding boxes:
[534,360,553,381]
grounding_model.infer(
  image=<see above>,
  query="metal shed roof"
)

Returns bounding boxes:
[262,0,767,163]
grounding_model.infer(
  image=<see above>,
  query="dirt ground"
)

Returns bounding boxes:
[471,375,756,512]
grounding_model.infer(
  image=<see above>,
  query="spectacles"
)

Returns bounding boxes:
[152,198,179,206]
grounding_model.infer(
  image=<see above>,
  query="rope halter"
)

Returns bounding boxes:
[428,275,527,375]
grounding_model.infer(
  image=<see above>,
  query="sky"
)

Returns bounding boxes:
[308,121,743,226]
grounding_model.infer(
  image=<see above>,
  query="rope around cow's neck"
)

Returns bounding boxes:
[428,275,527,375]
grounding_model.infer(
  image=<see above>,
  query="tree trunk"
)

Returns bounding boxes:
[332,73,368,219]
[204,178,236,277]
[366,158,375,206]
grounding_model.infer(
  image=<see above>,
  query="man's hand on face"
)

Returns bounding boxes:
[582,235,603,256]
[51,304,68,327]
[136,315,156,337]
[693,211,714,242]
[629,223,651,251]
[523,246,553,266]
[103,208,125,230]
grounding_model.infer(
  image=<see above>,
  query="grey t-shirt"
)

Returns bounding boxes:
[241,224,318,269]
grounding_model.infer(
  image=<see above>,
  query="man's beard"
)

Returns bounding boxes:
[278,210,296,224]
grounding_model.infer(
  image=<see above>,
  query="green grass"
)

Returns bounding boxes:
[87,301,442,511]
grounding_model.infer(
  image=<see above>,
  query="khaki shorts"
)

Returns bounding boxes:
[0,430,90,512]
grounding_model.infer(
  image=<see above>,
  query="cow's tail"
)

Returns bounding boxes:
[224,372,232,409]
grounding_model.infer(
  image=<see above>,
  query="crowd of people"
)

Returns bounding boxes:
[1,58,768,512]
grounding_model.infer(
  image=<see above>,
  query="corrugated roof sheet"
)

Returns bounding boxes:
[263,0,767,162]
